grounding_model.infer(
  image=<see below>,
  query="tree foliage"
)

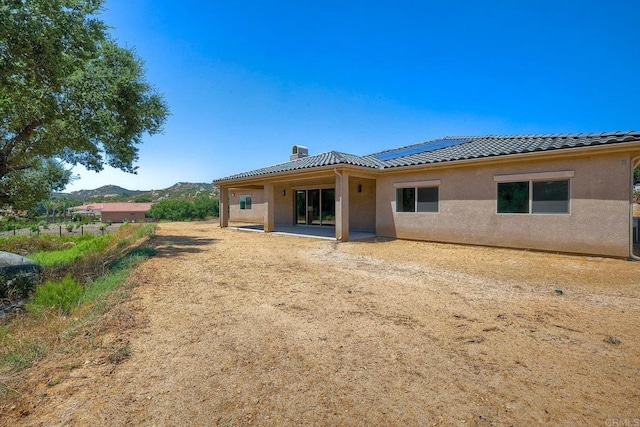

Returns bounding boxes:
[148,197,219,221]
[0,0,169,209]
[0,159,72,211]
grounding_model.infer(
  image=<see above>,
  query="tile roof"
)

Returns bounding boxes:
[70,203,153,212]
[101,203,153,212]
[214,131,640,183]
[70,203,106,211]
[376,131,640,168]
[215,151,385,182]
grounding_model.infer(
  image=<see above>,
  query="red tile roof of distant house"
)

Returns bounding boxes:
[69,203,105,211]
[101,203,153,212]
[71,203,152,212]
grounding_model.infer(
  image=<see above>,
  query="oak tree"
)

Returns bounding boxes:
[0,0,169,209]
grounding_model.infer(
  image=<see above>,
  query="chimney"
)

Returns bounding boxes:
[290,145,309,160]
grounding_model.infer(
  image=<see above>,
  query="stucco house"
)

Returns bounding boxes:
[213,131,640,259]
[69,202,153,223]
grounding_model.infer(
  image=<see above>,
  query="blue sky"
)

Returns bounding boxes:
[64,0,640,191]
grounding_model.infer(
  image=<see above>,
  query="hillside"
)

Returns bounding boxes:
[56,182,217,203]
[65,185,147,201]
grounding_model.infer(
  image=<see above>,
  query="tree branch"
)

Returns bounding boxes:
[3,121,45,158]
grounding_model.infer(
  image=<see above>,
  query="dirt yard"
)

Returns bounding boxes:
[3,221,639,425]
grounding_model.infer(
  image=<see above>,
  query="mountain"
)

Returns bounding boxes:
[56,182,217,203]
[66,185,147,201]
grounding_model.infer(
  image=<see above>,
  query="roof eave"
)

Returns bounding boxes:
[213,163,381,186]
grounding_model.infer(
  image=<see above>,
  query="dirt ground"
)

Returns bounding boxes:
[2,221,639,425]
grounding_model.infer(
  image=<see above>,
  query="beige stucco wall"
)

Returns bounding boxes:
[229,189,265,223]
[349,177,376,232]
[274,184,294,225]
[376,152,636,257]
[227,174,376,231]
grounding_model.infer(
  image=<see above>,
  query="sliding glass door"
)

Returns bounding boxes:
[321,189,335,225]
[296,190,306,225]
[295,188,335,226]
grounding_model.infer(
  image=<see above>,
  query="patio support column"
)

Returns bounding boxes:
[335,171,350,241]
[219,187,229,228]
[264,183,275,233]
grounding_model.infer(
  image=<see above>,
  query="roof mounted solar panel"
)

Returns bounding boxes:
[373,139,469,161]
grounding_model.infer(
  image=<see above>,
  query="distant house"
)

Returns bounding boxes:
[69,203,154,223]
[214,131,640,259]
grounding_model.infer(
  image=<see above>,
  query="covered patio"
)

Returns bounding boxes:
[228,223,376,241]
[217,161,378,242]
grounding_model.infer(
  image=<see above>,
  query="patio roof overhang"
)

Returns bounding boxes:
[217,164,378,242]
[214,163,380,188]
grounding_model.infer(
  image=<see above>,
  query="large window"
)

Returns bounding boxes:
[239,196,252,210]
[396,186,439,213]
[497,180,569,214]
[396,188,415,212]
[497,182,529,213]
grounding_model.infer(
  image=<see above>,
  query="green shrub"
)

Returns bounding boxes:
[29,224,40,235]
[148,197,218,221]
[193,196,219,219]
[29,274,83,313]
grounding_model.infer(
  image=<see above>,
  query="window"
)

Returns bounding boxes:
[532,180,569,213]
[396,186,439,213]
[239,196,252,210]
[497,182,529,213]
[396,188,415,212]
[417,187,439,212]
[497,180,569,214]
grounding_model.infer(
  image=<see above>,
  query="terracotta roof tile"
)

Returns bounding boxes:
[70,203,152,212]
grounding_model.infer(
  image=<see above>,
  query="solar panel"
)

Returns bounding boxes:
[373,139,469,161]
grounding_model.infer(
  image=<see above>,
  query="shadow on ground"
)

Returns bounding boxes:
[152,235,218,257]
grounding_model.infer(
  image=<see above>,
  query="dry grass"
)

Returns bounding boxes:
[2,221,639,425]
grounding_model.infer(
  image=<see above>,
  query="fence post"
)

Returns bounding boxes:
[81,226,84,236]
[59,225,62,237]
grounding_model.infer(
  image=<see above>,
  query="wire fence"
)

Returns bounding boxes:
[0,223,124,238]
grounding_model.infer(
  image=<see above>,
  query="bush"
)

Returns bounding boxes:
[29,274,83,313]
[193,196,219,219]
[148,197,219,221]
[148,199,194,221]
[0,217,27,232]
